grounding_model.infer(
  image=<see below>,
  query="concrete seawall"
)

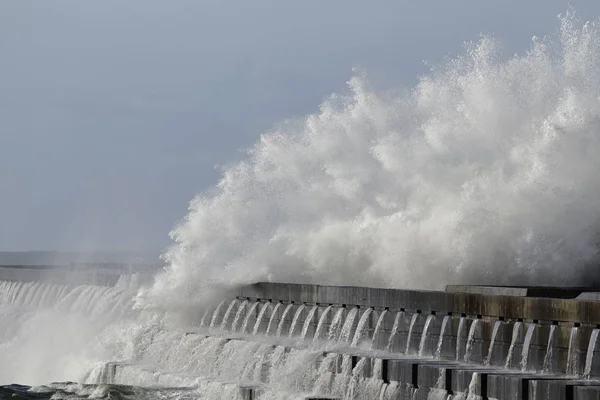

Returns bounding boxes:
[5,264,600,399]
[224,281,600,399]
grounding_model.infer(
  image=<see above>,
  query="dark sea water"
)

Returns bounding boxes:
[0,383,201,399]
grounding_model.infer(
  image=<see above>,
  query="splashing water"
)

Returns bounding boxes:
[351,307,373,347]
[371,309,388,350]
[220,299,239,331]
[7,9,600,395]
[339,307,359,343]
[456,317,467,361]
[230,299,249,332]
[583,328,600,379]
[435,315,451,359]
[288,304,306,338]
[464,319,481,363]
[0,278,140,385]
[209,299,226,329]
[265,302,282,335]
[313,305,333,341]
[300,305,319,340]
[387,311,404,352]
[543,324,557,373]
[405,313,420,355]
[505,321,522,369]
[566,326,580,376]
[484,320,502,366]
[252,301,272,335]
[520,322,537,371]
[276,303,294,337]
[199,305,212,328]
[240,301,261,333]
[418,314,435,357]
[137,10,600,313]
[328,307,346,341]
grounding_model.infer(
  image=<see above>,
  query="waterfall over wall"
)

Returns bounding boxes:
[0,270,142,385]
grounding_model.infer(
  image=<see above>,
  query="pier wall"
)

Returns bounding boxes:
[5,264,600,399]
[226,282,600,399]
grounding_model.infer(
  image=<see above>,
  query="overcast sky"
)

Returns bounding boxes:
[1,0,599,252]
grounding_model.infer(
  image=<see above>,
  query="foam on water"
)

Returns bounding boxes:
[138,10,600,313]
[0,277,140,385]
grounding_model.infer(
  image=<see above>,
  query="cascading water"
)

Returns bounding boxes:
[313,352,338,394]
[288,304,306,338]
[300,305,319,340]
[276,303,294,337]
[455,317,466,361]
[484,320,502,366]
[220,299,239,331]
[542,324,557,373]
[265,302,282,335]
[405,313,420,355]
[465,373,480,400]
[339,307,360,343]
[346,357,367,399]
[240,301,261,333]
[464,319,481,363]
[371,309,388,350]
[313,305,332,341]
[0,276,140,385]
[252,302,272,335]
[332,355,355,398]
[328,307,346,341]
[209,300,226,329]
[520,322,537,371]
[386,311,404,352]
[230,299,249,332]
[566,326,580,376]
[583,328,600,379]
[199,306,212,328]
[435,315,450,359]
[418,314,435,358]
[504,321,522,369]
[351,307,373,347]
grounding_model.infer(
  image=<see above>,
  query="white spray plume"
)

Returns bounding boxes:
[138,10,600,311]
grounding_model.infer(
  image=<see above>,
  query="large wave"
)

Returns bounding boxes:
[138,11,600,311]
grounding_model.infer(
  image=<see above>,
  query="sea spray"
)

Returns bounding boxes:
[138,10,600,312]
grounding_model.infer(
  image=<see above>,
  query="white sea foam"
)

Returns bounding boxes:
[139,10,600,313]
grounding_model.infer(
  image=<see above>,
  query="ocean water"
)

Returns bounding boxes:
[3,9,600,399]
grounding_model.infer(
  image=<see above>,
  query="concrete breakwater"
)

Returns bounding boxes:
[209,282,600,399]
[4,263,600,399]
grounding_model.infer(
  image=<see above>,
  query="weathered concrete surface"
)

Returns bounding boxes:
[239,282,455,313]
[528,379,600,400]
[446,285,600,299]
[238,282,600,325]
[229,282,600,380]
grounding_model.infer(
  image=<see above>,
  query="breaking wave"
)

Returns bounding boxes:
[140,10,600,312]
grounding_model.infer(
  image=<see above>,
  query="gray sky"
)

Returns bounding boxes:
[1,0,599,252]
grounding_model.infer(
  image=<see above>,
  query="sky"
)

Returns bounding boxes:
[1,0,600,252]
